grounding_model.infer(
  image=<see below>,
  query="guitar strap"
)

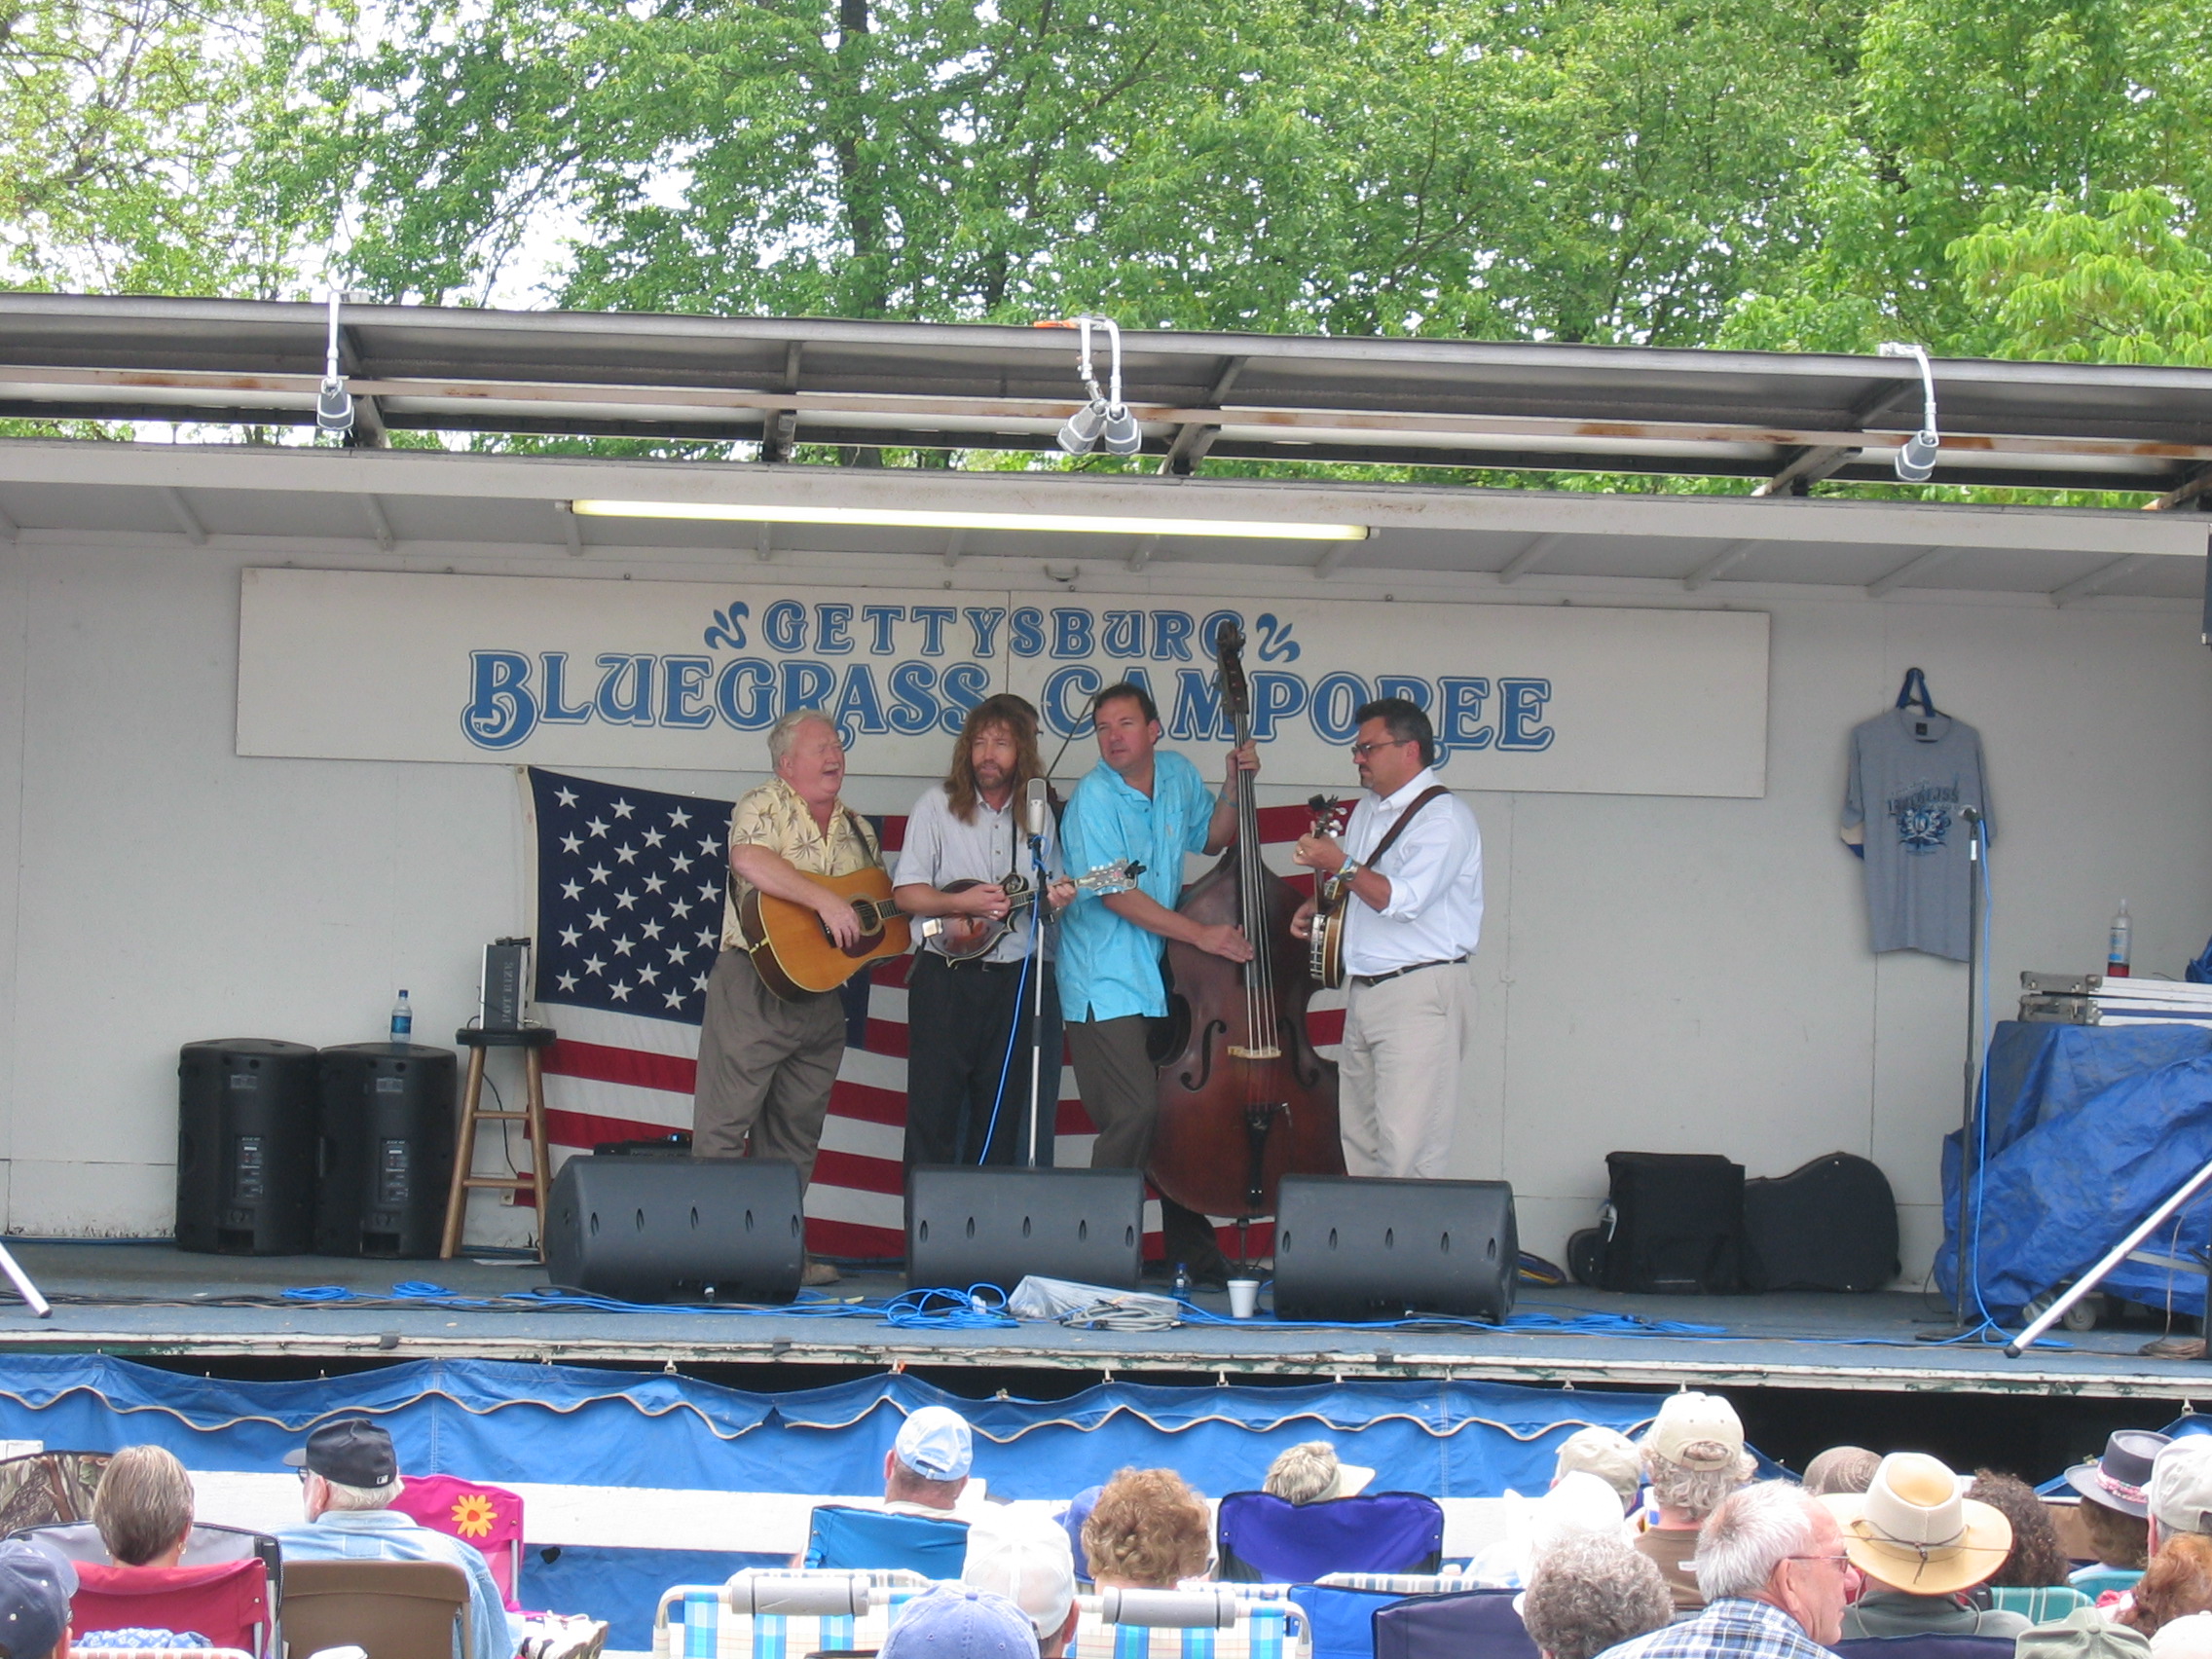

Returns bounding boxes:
[839,806,880,864]
[1359,785,1452,869]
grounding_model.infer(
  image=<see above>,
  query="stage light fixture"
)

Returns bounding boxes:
[565,498,1369,542]
[1878,341,1940,483]
[316,289,353,438]
[1047,314,1140,457]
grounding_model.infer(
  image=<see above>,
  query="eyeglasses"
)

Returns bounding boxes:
[1785,1553,1858,1573]
[1349,739,1413,757]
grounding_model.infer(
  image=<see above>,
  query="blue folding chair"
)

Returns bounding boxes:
[1370,1588,1537,1659]
[1215,1493,1444,1585]
[1834,1636,2021,1659]
[801,1507,971,1577]
[1288,1585,1398,1659]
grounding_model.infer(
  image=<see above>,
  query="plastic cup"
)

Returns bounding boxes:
[1228,1278,1261,1319]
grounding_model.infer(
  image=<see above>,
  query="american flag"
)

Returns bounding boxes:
[527,766,1346,1261]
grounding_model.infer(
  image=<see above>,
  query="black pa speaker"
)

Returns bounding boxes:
[314,1043,459,1259]
[543,1155,804,1304]
[1272,1174,1518,1322]
[905,1166,1144,1292]
[175,1039,321,1254]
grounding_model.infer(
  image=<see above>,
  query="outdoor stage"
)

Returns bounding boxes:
[0,1239,2201,1402]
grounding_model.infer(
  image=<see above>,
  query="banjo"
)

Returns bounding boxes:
[1305,794,1352,989]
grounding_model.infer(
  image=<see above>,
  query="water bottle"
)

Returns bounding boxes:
[2108,903,2132,979]
[1172,1262,1191,1299]
[389,989,414,1043]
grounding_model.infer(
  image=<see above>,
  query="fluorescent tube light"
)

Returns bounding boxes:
[567,498,1369,542]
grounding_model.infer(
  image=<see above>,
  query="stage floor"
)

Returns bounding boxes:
[0,1241,2200,1400]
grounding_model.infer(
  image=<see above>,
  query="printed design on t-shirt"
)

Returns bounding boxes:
[1888,779,1958,854]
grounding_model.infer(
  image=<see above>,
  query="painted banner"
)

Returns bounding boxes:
[239,568,1769,796]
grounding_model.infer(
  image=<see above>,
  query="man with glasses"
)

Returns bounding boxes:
[1293,696,1483,1179]
[1600,1483,1860,1659]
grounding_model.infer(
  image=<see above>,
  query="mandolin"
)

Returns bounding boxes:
[928,860,1144,961]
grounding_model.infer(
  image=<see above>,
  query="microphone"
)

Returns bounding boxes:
[1959,804,1982,825]
[1026,776,1050,838]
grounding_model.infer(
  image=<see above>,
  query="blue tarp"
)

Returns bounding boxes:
[1936,1021,2212,1316]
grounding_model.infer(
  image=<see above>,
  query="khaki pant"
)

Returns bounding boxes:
[691,947,845,1186]
[1339,960,1474,1179]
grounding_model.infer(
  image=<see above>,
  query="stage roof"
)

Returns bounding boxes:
[0,294,2205,603]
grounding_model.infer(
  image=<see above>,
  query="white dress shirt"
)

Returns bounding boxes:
[1339,767,1484,977]
[894,783,1062,964]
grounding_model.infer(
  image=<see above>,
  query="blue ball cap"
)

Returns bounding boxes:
[894,1406,974,1482]
[883,1583,1037,1659]
[0,1538,77,1659]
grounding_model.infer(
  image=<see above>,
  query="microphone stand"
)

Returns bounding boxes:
[1023,820,1051,1169]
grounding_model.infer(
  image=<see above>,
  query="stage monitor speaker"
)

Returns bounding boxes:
[1272,1174,1518,1322]
[905,1166,1144,1292]
[175,1039,321,1255]
[314,1043,459,1259]
[544,1155,805,1304]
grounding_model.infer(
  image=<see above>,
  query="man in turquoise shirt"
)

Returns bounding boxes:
[1059,682,1254,1283]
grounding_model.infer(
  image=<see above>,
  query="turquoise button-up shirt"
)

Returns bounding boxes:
[1056,750,1217,1022]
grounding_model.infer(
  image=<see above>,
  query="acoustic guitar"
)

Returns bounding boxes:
[741,866,913,999]
[1305,794,1352,989]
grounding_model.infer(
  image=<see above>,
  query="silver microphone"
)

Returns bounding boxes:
[1026,776,1050,838]
[1960,804,1982,824]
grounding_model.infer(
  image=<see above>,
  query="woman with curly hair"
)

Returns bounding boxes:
[1081,1468,1211,1589]
[1973,1471,2073,1587]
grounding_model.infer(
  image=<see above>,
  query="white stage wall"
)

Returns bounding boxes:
[2,537,2208,1282]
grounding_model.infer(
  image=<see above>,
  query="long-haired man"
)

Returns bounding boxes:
[893,695,1074,1168]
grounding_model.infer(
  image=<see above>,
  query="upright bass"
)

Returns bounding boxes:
[1147,622,1345,1228]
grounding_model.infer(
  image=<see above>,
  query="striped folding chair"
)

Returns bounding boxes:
[652,1568,933,1659]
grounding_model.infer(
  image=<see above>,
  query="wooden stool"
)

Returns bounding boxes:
[440,1025,557,1261]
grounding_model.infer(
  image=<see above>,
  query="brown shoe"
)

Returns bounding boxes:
[802,1258,842,1288]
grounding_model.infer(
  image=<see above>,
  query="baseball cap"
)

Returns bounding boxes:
[896,1406,975,1482]
[963,1509,1076,1642]
[2017,1607,2152,1659]
[1057,1487,1103,1582]
[2151,1436,2212,1537]
[1554,1427,1641,1508]
[0,1537,77,1659]
[1641,1393,1745,1472]
[882,1583,1039,1659]
[2153,1613,2212,1659]
[283,1418,398,1487]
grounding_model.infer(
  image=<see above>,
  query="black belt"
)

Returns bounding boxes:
[928,952,1027,972]
[1351,955,1467,989]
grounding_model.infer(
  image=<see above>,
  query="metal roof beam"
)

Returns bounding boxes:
[1866,546,1955,598]
[2146,464,2212,512]
[2051,554,2152,605]
[1126,534,1161,572]
[557,500,585,557]
[1681,538,1758,591]
[0,494,17,543]
[162,486,206,544]
[1496,533,1565,584]
[1753,445,1857,498]
[357,493,396,551]
[335,324,389,448]
[1159,354,1246,476]
[760,343,804,463]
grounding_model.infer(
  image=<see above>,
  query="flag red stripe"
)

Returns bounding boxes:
[544,1038,697,1095]
[545,1105,676,1150]
[811,1146,908,1195]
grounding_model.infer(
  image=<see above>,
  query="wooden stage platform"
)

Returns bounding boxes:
[0,1241,2202,1402]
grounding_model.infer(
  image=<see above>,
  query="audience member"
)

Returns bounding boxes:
[1825,1453,2025,1639]
[1801,1448,1880,1498]
[1973,1470,2073,1588]
[0,1538,76,1659]
[90,1447,195,1569]
[2152,1440,2212,1550]
[1602,1483,1857,1659]
[2019,1608,2153,1659]
[1635,1392,1755,1613]
[2153,1612,2212,1659]
[1471,1470,1631,1590]
[964,1509,1078,1658]
[1554,1428,1641,1515]
[1262,1442,1372,1505]
[879,1583,1038,1659]
[271,1419,510,1659]
[1056,1488,1103,1584]
[2123,1536,2212,1639]
[1522,1533,1672,1659]
[2071,1432,2168,1588]
[1081,1469,1210,1590]
[886,1408,975,1515]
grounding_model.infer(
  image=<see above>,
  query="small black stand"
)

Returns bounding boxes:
[1023,829,1052,1169]
[1919,808,1988,1340]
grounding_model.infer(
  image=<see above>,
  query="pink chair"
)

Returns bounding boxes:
[70,1558,271,1659]
[387,1473,525,1611]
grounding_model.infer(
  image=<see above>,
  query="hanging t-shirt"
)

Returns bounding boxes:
[1841,708,1991,962]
